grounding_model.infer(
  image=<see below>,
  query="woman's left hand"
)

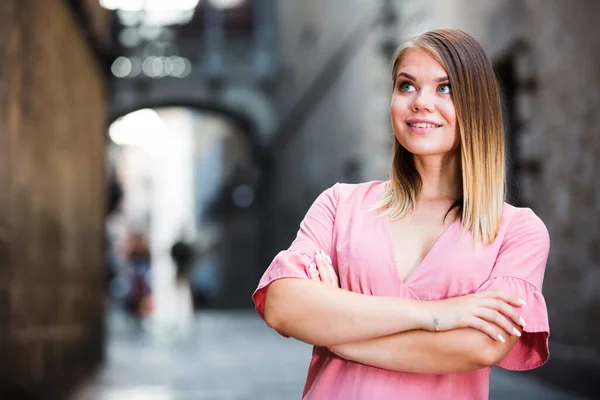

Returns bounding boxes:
[307,249,344,355]
[307,249,339,288]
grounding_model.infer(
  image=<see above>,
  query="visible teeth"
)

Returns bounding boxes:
[409,122,438,128]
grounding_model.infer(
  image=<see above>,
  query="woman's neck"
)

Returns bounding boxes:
[413,152,461,202]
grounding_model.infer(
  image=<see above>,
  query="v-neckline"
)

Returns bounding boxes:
[383,212,459,285]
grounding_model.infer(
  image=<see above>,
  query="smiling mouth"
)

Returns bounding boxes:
[407,122,442,128]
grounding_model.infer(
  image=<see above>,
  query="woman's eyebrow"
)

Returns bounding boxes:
[397,72,449,82]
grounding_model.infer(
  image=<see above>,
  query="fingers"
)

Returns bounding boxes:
[306,249,338,288]
[492,299,527,329]
[315,250,339,288]
[469,317,510,343]
[480,294,527,328]
[482,289,527,308]
[307,261,320,281]
[474,307,522,338]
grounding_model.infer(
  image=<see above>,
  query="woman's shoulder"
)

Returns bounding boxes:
[499,202,549,244]
[327,180,387,205]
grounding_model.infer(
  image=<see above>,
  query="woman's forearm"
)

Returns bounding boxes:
[264,278,431,346]
[331,327,519,374]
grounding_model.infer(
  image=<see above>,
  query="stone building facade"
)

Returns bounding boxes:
[265,0,394,254]
[0,0,107,397]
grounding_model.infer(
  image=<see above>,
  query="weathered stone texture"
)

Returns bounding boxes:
[0,0,106,397]
[527,3,600,393]
[267,1,393,254]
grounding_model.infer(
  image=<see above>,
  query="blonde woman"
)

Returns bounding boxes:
[253,28,549,399]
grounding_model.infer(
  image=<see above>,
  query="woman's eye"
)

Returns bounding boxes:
[438,84,451,94]
[398,82,416,92]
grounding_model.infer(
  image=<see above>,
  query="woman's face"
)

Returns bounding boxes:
[390,48,458,157]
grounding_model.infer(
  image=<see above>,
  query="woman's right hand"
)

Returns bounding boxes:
[425,290,527,342]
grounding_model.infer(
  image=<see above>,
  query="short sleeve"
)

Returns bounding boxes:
[476,208,551,371]
[252,183,340,328]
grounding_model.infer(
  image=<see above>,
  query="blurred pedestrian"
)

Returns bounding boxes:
[125,231,153,323]
[105,174,123,289]
[171,237,194,283]
[170,235,195,333]
[253,28,550,399]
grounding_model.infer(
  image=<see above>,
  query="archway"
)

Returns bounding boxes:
[104,105,268,335]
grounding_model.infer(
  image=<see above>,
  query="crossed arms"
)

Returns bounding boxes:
[261,187,547,375]
[264,277,522,374]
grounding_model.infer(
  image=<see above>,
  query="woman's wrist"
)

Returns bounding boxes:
[407,299,439,332]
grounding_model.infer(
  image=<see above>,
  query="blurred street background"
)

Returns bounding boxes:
[71,310,587,400]
[0,0,598,399]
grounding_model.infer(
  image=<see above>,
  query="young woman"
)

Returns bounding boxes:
[253,28,550,400]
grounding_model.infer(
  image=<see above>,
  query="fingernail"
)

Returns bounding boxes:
[520,317,527,327]
[512,327,521,337]
[518,298,527,305]
[497,334,506,343]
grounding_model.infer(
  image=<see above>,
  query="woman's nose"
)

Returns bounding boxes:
[411,91,434,113]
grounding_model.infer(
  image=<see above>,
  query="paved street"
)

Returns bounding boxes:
[72,310,588,400]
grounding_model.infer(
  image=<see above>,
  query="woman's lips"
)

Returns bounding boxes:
[406,121,442,134]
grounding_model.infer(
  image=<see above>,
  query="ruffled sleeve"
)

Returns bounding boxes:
[476,208,551,370]
[252,183,340,330]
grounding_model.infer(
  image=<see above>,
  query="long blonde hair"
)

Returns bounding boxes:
[376,28,505,245]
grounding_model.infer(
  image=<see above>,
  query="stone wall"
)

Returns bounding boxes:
[528,1,600,395]
[266,0,394,255]
[0,0,106,397]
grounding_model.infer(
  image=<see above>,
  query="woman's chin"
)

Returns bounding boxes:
[400,143,456,157]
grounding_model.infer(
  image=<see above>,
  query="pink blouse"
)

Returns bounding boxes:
[253,181,550,400]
